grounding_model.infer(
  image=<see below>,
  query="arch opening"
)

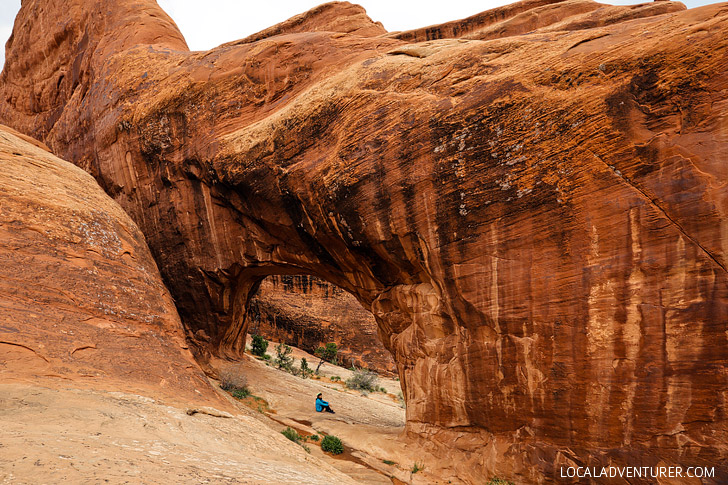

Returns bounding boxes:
[246,274,398,377]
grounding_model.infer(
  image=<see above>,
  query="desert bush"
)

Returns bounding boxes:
[281,427,301,443]
[345,367,378,392]
[251,334,268,357]
[321,435,343,455]
[411,461,425,474]
[487,479,514,485]
[231,388,250,399]
[219,364,248,392]
[274,343,294,371]
[330,375,341,382]
[383,459,396,465]
[309,434,320,441]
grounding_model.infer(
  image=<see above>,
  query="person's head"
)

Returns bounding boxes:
[317,393,322,399]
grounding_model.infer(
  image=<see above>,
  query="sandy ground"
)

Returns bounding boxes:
[232,340,462,484]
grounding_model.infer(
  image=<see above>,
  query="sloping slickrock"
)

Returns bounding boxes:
[1,0,727,481]
[0,124,218,406]
[248,275,397,374]
[0,383,359,485]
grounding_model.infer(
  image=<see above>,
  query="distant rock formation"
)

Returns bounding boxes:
[1,0,727,481]
[248,275,397,375]
[0,124,219,406]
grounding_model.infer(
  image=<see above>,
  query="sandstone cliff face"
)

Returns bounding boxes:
[0,124,218,406]
[248,275,397,374]
[1,0,727,482]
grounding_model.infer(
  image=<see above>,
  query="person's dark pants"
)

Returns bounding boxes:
[322,405,334,413]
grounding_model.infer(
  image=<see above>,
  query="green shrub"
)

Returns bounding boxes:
[487,479,514,485]
[383,459,396,465]
[274,343,294,371]
[321,435,343,455]
[411,461,424,474]
[262,353,271,361]
[309,434,320,441]
[330,375,341,382]
[251,334,268,357]
[281,427,301,443]
[231,387,250,399]
[346,367,378,392]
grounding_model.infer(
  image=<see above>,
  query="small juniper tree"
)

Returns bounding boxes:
[314,342,338,374]
[299,357,312,378]
[274,342,294,371]
[251,334,268,357]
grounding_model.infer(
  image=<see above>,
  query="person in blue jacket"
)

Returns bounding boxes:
[315,393,335,413]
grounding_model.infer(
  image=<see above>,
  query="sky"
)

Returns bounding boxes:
[0,0,719,68]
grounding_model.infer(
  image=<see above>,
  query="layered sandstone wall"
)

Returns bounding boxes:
[248,275,397,374]
[1,0,727,482]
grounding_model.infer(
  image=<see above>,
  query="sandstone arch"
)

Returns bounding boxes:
[2,0,727,481]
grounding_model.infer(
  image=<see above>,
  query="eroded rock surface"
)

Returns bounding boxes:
[248,275,397,374]
[0,124,218,406]
[1,0,727,481]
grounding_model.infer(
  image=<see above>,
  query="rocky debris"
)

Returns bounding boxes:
[248,275,397,375]
[0,124,220,406]
[1,0,728,481]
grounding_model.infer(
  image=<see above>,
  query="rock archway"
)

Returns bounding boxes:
[2,0,727,481]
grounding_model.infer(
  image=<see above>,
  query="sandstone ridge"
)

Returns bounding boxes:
[1,0,727,482]
[0,124,219,406]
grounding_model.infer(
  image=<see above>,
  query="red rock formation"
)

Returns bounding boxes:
[0,124,220,406]
[248,275,397,374]
[1,0,728,482]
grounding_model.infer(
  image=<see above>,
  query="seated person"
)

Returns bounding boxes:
[315,393,335,413]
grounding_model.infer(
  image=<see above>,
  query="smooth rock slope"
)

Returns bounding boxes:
[0,124,216,405]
